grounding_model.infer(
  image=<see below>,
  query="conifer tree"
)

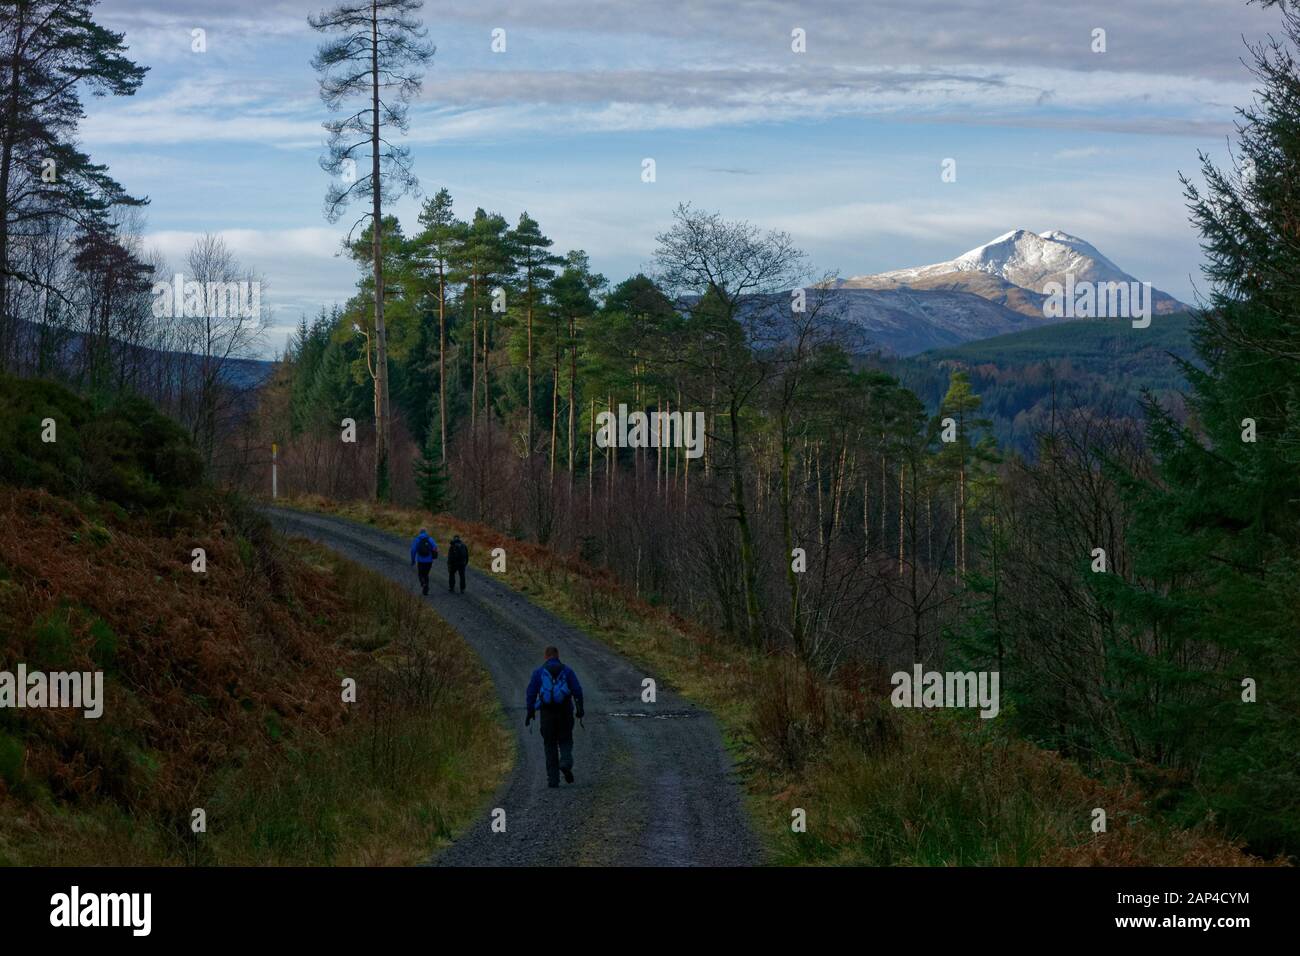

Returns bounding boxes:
[414,189,463,465]
[508,212,562,457]
[414,416,450,512]
[0,0,147,363]
[309,0,434,500]
[1101,0,1300,853]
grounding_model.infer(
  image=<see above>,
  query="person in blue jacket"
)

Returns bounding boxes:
[525,646,585,788]
[409,528,438,595]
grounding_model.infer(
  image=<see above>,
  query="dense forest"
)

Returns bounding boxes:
[894,313,1197,454]
[2,0,1297,860]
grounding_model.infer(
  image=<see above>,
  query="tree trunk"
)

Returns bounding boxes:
[880,453,887,552]
[833,446,848,531]
[438,261,447,464]
[655,395,662,495]
[815,443,825,551]
[898,461,905,576]
[550,338,560,480]
[483,298,491,450]
[369,1,391,501]
[705,382,715,477]
[780,414,803,656]
[926,488,932,565]
[683,401,691,505]
[959,454,967,577]
[470,274,478,429]
[674,387,683,491]
[862,473,870,561]
[526,280,534,455]
[954,487,960,584]
[729,399,762,646]
[567,312,576,484]
[910,461,922,659]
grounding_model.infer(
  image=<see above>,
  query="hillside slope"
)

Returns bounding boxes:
[0,376,507,864]
[829,286,1049,355]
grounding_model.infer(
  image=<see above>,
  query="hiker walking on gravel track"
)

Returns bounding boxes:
[525,646,585,788]
[409,527,438,595]
[447,534,469,594]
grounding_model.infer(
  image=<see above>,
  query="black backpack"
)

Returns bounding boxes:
[451,540,468,564]
[416,537,433,559]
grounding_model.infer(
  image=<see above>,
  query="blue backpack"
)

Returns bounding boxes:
[538,666,571,706]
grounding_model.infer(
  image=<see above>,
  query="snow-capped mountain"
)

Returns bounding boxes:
[852,229,1130,288]
[824,229,1189,354]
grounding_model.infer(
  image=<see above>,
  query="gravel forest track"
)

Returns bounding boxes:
[265,507,763,867]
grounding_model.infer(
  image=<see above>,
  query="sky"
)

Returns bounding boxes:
[88,0,1281,356]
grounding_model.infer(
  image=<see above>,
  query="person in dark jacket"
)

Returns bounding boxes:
[524,646,584,788]
[447,535,469,594]
[409,528,438,595]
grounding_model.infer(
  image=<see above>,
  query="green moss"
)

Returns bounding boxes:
[0,731,24,787]
[89,616,118,669]
[264,711,284,742]
[29,608,75,670]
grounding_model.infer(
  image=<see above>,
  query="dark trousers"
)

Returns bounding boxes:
[416,562,431,594]
[538,706,574,786]
[449,564,466,593]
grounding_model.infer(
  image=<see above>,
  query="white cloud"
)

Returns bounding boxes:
[84,62,1251,150]
[1052,146,1109,160]
[142,227,355,333]
[101,0,1277,82]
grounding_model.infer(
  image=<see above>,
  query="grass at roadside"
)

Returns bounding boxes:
[198,541,512,865]
[280,494,1278,867]
[0,488,509,865]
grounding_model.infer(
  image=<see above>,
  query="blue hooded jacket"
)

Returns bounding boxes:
[525,658,584,715]
[410,531,438,566]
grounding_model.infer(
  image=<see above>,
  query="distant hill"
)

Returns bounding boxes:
[821,286,1049,356]
[11,317,275,393]
[885,313,1198,455]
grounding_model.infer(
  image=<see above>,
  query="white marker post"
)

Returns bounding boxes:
[271,442,278,499]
